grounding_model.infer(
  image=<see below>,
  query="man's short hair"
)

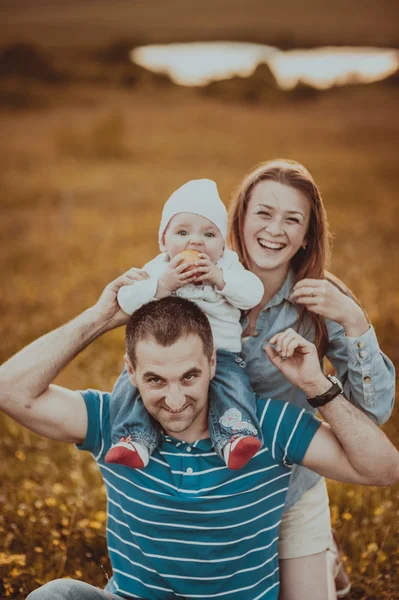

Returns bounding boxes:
[125,296,214,367]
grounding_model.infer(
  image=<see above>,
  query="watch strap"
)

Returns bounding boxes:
[307,376,343,408]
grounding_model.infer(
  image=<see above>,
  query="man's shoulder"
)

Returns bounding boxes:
[255,396,321,466]
[255,396,286,419]
[255,395,310,432]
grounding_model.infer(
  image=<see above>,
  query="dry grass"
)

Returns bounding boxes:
[0,80,398,598]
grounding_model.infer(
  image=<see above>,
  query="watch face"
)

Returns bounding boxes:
[328,375,343,392]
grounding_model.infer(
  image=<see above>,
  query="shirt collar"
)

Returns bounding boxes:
[264,270,296,310]
[160,432,213,452]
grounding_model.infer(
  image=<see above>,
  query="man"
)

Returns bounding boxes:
[0,272,398,600]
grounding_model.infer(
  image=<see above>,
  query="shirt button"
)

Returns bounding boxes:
[186,446,192,452]
[357,341,365,349]
[363,375,371,383]
[359,351,368,358]
[235,356,242,363]
[240,361,247,368]
[186,467,193,474]
[253,331,260,337]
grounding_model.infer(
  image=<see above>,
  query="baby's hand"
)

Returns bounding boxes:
[157,255,201,297]
[193,253,225,290]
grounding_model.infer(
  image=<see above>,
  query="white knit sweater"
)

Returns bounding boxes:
[117,249,264,353]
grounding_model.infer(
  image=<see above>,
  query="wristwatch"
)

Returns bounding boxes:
[307,374,343,408]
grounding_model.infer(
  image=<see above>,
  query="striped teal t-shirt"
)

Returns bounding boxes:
[77,390,321,600]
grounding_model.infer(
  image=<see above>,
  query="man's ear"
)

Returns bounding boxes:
[210,349,217,380]
[124,354,137,387]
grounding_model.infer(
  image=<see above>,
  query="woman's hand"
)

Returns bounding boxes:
[289,278,369,336]
[264,329,328,395]
[193,253,225,290]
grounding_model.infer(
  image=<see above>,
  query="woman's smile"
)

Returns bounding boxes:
[257,238,287,251]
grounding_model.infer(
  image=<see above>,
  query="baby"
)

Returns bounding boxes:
[105,179,265,470]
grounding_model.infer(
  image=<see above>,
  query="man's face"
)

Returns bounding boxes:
[126,334,216,439]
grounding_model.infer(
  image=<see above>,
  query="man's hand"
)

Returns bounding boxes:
[264,329,329,397]
[156,255,201,297]
[193,253,225,290]
[91,268,150,331]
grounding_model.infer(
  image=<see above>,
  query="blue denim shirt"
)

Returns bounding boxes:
[240,271,396,511]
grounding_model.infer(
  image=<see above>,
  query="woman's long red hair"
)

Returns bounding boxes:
[228,159,361,357]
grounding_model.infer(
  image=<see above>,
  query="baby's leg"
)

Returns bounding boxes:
[105,368,161,469]
[209,350,263,470]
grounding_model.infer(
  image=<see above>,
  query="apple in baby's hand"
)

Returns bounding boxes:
[177,249,202,285]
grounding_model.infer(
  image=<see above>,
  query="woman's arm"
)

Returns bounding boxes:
[325,319,395,425]
[290,277,395,425]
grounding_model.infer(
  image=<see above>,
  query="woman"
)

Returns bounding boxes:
[228,158,395,599]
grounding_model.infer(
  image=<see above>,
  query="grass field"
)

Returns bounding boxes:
[0,76,398,598]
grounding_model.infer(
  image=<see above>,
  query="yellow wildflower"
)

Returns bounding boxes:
[51,529,61,538]
[15,450,26,461]
[95,510,107,522]
[77,519,89,529]
[10,567,21,578]
[52,483,64,494]
[341,512,353,521]
[367,542,379,553]
[0,553,26,566]
[378,551,387,563]
[45,497,57,507]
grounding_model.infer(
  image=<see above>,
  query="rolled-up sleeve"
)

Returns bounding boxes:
[76,389,111,460]
[326,320,395,425]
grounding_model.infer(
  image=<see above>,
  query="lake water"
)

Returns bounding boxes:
[131,42,399,90]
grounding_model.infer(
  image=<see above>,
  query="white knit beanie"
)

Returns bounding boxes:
[158,179,227,249]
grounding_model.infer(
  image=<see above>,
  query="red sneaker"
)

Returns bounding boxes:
[105,437,149,469]
[223,436,262,470]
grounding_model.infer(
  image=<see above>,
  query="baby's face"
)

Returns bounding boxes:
[162,212,224,263]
